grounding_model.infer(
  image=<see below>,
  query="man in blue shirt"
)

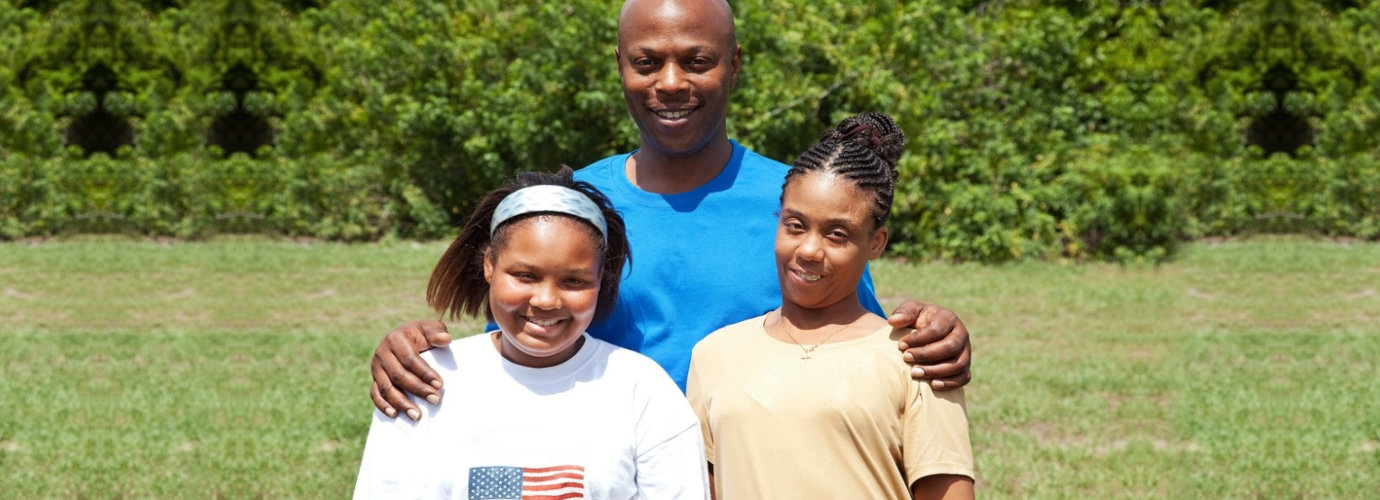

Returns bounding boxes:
[369,0,972,421]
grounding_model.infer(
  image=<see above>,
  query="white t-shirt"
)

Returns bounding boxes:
[354,333,709,499]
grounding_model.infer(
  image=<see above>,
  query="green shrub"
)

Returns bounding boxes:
[2,0,1378,262]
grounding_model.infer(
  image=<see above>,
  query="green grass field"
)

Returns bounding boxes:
[2,236,1377,498]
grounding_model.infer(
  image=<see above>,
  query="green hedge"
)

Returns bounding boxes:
[2,0,1378,262]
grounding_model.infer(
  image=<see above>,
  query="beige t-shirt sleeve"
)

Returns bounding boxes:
[903,381,976,483]
[685,346,715,464]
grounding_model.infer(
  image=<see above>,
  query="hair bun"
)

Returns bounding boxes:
[826,112,905,167]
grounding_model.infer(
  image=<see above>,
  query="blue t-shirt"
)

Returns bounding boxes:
[571,142,885,390]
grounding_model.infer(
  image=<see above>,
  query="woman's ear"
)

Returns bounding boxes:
[482,249,495,283]
[869,225,889,259]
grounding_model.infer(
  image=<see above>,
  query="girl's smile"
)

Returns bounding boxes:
[484,216,602,368]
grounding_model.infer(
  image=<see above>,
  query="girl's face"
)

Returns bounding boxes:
[776,172,888,312]
[484,216,602,368]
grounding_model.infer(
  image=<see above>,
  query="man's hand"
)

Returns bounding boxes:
[369,320,453,421]
[889,300,971,390]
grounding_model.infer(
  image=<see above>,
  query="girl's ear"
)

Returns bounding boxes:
[482,249,495,283]
[868,225,889,259]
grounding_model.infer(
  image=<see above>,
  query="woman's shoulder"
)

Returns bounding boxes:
[843,324,919,368]
[693,315,767,352]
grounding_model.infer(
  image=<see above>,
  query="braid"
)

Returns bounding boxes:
[784,112,906,229]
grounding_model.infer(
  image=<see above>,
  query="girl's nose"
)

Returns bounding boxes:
[530,281,561,310]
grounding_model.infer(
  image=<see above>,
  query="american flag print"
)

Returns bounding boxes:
[468,465,587,500]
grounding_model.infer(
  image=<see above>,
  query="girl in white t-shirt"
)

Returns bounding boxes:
[355,168,708,499]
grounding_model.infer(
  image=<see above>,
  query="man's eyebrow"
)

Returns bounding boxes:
[628,44,719,54]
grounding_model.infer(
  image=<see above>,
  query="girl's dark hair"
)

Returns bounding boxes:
[783,112,906,229]
[426,167,630,322]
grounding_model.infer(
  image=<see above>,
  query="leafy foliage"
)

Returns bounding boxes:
[2,0,1378,261]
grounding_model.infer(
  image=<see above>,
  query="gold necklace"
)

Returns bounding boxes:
[778,316,852,360]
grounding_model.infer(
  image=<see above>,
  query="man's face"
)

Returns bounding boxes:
[616,0,740,159]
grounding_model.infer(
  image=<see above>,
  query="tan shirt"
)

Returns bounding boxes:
[686,316,974,500]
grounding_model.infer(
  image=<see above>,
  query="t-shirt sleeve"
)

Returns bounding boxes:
[684,349,714,464]
[902,382,976,484]
[353,407,427,499]
[633,357,711,499]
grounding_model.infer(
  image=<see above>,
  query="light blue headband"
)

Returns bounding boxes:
[490,185,608,242]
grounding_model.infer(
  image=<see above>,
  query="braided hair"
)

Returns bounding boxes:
[783,112,906,230]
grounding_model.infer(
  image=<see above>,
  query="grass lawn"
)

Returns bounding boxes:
[1,236,1377,498]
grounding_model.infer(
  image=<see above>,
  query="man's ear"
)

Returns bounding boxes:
[729,44,742,89]
[869,225,889,259]
[483,249,495,283]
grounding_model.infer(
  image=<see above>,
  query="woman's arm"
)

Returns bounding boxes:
[911,474,974,500]
[707,464,716,500]
[901,380,975,500]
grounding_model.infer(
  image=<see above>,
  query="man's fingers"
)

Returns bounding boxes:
[908,345,971,381]
[420,321,454,350]
[372,353,420,419]
[371,350,432,421]
[387,326,445,391]
[902,331,967,364]
[369,381,396,418]
[902,321,972,391]
[380,339,441,403]
[922,368,972,391]
[887,300,925,329]
[367,320,450,421]
[896,319,946,352]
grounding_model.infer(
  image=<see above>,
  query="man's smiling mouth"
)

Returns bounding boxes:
[655,109,692,119]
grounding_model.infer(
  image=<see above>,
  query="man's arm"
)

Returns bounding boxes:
[369,320,452,420]
[888,300,972,390]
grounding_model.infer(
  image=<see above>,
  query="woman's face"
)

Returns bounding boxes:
[775,172,887,312]
[484,216,602,368]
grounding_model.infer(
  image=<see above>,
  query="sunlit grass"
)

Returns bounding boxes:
[1,236,1377,498]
